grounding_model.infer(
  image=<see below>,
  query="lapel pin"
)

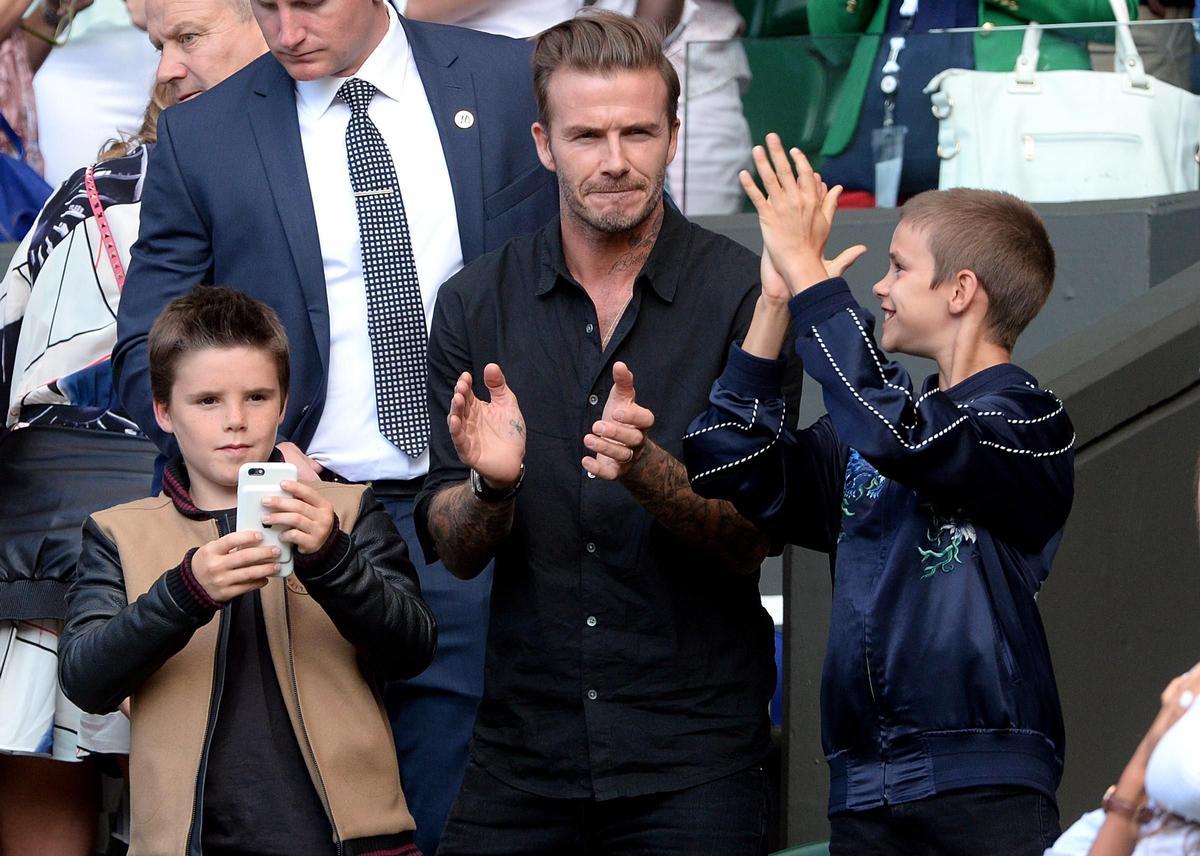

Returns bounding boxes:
[454,110,475,129]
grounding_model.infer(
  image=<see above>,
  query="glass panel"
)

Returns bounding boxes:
[679,18,1200,214]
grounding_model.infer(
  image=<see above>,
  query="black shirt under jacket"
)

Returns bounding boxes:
[415,203,779,801]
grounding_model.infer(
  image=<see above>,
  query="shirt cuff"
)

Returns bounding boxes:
[294,515,351,580]
[788,277,857,330]
[166,548,222,618]
[720,342,787,400]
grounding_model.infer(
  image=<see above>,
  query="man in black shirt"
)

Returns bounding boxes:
[416,11,778,855]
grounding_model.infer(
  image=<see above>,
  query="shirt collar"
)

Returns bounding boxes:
[293,1,408,119]
[537,197,689,304]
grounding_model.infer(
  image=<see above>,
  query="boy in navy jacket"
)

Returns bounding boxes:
[682,136,1075,855]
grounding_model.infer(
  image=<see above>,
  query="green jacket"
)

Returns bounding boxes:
[810,0,1140,157]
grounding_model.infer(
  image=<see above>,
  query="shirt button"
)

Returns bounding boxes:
[587,689,598,701]
[588,394,599,406]
[585,322,595,334]
[586,615,597,627]
[586,471,596,479]
[585,542,596,554]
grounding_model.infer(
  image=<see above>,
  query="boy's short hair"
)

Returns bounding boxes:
[149,285,290,403]
[532,9,680,129]
[900,188,1055,351]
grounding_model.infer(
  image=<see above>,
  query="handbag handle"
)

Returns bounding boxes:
[84,164,127,290]
[1011,1,1148,90]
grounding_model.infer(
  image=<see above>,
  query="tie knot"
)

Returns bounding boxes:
[337,77,377,114]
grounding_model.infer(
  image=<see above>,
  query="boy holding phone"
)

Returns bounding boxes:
[683,136,1075,855]
[59,286,436,856]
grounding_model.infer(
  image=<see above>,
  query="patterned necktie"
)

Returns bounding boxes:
[337,77,428,457]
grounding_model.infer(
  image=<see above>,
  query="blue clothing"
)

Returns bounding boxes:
[683,278,1075,815]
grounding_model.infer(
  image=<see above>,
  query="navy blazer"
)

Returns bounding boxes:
[115,19,559,453]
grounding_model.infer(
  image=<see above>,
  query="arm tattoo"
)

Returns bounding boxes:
[426,481,515,579]
[621,439,769,575]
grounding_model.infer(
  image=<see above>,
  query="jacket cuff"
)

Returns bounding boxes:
[720,342,786,400]
[294,515,351,580]
[166,549,221,618]
[789,277,857,330]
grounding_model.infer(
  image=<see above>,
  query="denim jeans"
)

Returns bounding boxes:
[829,785,1060,856]
[439,760,769,856]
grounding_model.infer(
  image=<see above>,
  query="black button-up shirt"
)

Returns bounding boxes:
[416,204,777,800]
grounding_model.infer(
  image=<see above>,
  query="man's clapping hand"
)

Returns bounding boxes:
[583,362,655,481]
[448,362,526,490]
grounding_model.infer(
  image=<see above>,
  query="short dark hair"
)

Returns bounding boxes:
[899,188,1055,351]
[532,9,680,129]
[149,285,290,403]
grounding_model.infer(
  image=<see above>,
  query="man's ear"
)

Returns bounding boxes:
[152,398,174,435]
[531,122,556,173]
[665,116,681,167]
[946,268,984,318]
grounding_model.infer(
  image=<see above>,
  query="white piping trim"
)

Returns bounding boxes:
[958,400,1066,425]
[847,309,914,402]
[812,326,968,451]
[689,419,784,482]
[979,432,1075,457]
[683,399,758,439]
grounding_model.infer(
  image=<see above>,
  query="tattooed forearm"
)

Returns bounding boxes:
[621,440,769,575]
[427,481,515,579]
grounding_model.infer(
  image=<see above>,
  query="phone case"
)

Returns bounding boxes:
[236,462,298,578]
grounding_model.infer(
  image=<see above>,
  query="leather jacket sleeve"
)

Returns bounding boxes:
[59,518,216,714]
[294,488,437,681]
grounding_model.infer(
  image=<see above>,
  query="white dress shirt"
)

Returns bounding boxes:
[443,1,580,38]
[297,3,462,481]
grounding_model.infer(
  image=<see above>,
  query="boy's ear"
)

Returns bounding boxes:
[152,398,174,436]
[277,396,288,428]
[946,269,985,318]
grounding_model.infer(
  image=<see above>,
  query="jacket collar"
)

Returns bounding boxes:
[162,448,284,520]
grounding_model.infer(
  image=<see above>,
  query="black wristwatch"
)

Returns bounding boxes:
[470,464,524,503]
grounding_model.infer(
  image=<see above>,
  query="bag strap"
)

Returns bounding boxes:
[1014,23,1041,85]
[1107,0,1149,88]
[84,165,126,290]
[0,111,28,160]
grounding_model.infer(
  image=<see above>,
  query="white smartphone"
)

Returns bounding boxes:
[236,462,298,578]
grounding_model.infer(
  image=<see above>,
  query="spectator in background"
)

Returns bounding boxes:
[594,0,753,215]
[0,0,97,175]
[1045,664,1200,855]
[1045,465,1200,856]
[0,0,267,847]
[397,0,580,38]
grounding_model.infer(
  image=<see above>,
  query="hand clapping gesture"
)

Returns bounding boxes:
[582,362,655,481]
[740,133,866,297]
[448,362,526,490]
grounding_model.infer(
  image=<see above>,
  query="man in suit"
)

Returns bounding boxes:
[113,0,558,850]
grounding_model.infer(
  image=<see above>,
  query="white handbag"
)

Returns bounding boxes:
[923,0,1200,202]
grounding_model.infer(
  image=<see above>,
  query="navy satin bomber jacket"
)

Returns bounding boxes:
[683,278,1075,815]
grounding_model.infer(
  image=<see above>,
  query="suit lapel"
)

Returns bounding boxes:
[247,57,330,374]
[403,18,485,263]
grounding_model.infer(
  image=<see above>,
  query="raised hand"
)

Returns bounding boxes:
[583,362,655,481]
[740,133,865,296]
[448,363,525,489]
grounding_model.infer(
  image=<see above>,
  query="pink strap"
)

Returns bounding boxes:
[84,165,126,291]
